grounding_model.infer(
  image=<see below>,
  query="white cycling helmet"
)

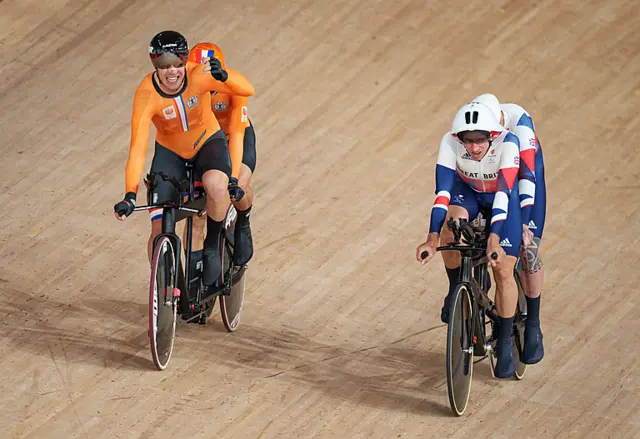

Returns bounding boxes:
[470,93,501,122]
[451,102,505,138]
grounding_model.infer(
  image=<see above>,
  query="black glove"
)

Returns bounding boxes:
[227,177,245,201]
[209,57,228,82]
[114,192,136,217]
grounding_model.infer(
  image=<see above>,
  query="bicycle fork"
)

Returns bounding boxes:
[465,257,496,357]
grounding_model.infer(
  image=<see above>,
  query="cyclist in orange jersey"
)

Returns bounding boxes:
[113,30,254,287]
[178,42,256,284]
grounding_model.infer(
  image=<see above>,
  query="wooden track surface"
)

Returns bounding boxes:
[1,0,639,437]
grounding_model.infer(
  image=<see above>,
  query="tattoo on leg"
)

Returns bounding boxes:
[521,237,543,274]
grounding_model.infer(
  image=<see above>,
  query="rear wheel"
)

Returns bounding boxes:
[148,236,179,371]
[446,283,474,416]
[219,240,245,332]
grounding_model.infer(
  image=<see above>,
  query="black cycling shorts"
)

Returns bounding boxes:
[241,121,257,173]
[148,131,230,219]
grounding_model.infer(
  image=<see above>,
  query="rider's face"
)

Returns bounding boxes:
[156,63,186,92]
[460,131,490,160]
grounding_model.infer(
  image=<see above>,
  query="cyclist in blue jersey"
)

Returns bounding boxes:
[416,102,521,378]
[470,94,545,365]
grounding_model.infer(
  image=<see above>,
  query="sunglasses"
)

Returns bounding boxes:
[151,52,187,70]
[155,61,185,69]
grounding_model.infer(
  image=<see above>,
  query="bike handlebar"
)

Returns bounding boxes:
[419,217,498,262]
[420,248,498,261]
[133,203,202,214]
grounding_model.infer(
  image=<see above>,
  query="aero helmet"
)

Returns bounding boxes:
[470,93,501,123]
[451,102,505,140]
[149,30,189,68]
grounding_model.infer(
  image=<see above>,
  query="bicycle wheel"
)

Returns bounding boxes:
[512,272,528,380]
[219,240,245,332]
[148,236,179,371]
[446,283,474,416]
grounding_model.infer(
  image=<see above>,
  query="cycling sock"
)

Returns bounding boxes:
[498,315,514,343]
[445,267,461,297]
[205,217,223,249]
[236,205,252,228]
[525,295,541,327]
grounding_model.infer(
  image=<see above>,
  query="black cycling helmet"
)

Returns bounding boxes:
[148,30,189,68]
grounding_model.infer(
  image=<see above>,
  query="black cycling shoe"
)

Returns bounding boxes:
[494,337,516,378]
[440,292,454,324]
[522,324,544,364]
[233,223,253,266]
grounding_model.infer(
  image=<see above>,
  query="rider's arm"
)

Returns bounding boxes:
[228,95,249,179]
[514,111,537,226]
[490,133,521,238]
[193,64,254,97]
[428,134,458,235]
[124,88,154,195]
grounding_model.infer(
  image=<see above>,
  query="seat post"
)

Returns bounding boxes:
[183,161,196,288]
[185,162,195,203]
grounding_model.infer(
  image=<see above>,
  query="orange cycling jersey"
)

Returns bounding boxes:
[124,62,254,194]
[211,92,250,178]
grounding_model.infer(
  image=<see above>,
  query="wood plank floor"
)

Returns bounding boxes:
[0,0,638,437]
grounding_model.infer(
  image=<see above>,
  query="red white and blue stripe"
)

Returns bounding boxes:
[193,49,215,65]
[173,96,189,131]
[501,104,539,225]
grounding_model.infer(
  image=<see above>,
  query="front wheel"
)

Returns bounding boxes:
[446,283,474,416]
[148,236,179,371]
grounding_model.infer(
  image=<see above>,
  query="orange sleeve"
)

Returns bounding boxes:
[228,95,249,178]
[193,64,254,97]
[124,87,154,195]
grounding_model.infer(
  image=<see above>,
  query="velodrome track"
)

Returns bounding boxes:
[0,0,638,437]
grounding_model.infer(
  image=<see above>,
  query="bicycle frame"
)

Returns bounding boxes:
[134,166,205,300]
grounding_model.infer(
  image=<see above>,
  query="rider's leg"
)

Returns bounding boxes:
[520,148,546,363]
[440,180,480,323]
[234,164,254,211]
[187,215,206,252]
[232,123,256,265]
[195,134,232,286]
[492,254,519,378]
[520,237,544,364]
[491,189,522,378]
[521,237,544,301]
[183,213,206,284]
[148,216,163,263]
[493,256,518,319]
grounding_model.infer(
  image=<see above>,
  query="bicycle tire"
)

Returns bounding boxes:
[148,236,179,371]
[446,283,474,416]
